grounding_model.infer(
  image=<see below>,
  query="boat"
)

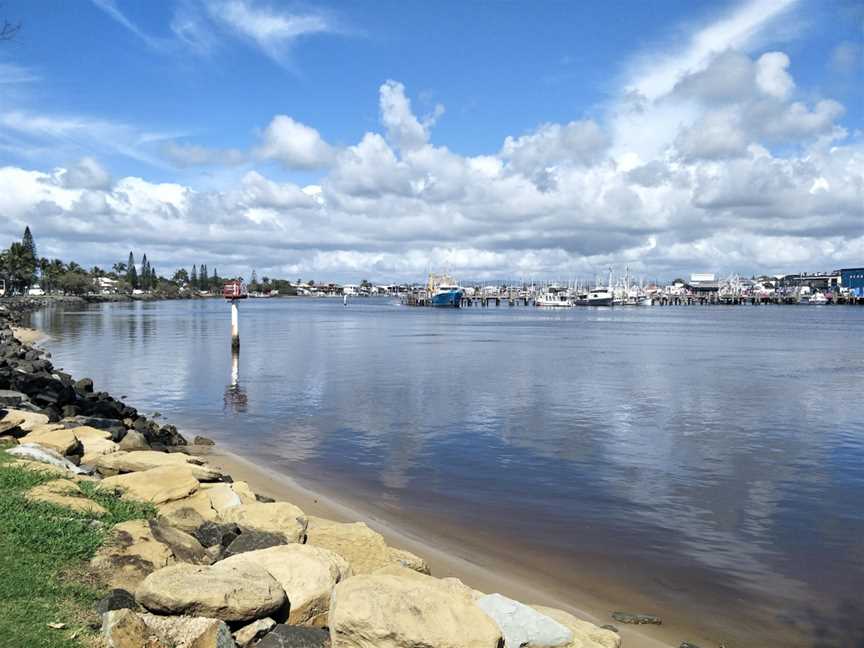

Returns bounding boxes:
[584,287,614,307]
[428,273,463,308]
[809,291,828,305]
[536,290,573,307]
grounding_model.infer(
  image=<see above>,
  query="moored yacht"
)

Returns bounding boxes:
[536,291,573,307]
[585,287,614,306]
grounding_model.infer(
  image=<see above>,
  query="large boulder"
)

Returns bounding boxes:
[6,443,88,475]
[200,481,256,514]
[99,465,200,505]
[157,490,222,531]
[25,478,107,515]
[218,544,351,627]
[531,606,622,648]
[476,594,573,647]
[19,425,82,455]
[65,425,120,463]
[256,625,330,648]
[119,430,151,451]
[0,408,49,435]
[329,574,502,648]
[223,531,286,557]
[96,450,223,481]
[306,518,425,575]
[135,562,287,623]
[91,520,176,591]
[222,502,308,543]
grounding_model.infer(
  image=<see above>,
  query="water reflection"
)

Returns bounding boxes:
[33,298,864,647]
[223,350,247,413]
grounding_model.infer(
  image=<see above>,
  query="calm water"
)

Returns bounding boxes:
[32,299,864,646]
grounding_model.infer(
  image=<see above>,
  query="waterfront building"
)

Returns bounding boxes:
[840,267,864,298]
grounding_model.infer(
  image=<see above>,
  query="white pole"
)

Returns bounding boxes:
[231,301,239,350]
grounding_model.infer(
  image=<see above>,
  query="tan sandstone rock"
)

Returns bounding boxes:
[306,518,425,575]
[531,606,623,648]
[99,465,200,504]
[25,478,107,515]
[96,451,224,481]
[157,489,221,530]
[91,520,176,591]
[233,618,275,647]
[102,608,168,648]
[139,613,235,648]
[0,409,49,434]
[200,481,256,514]
[222,502,307,543]
[19,426,81,455]
[119,430,151,451]
[329,573,502,648]
[136,562,287,622]
[66,425,120,464]
[218,543,352,626]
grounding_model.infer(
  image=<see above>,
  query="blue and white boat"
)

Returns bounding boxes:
[428,274,463,308]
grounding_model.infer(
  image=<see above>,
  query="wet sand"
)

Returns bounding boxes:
[203,445,707,648]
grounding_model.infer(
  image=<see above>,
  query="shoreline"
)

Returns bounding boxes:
[13,298,729,647]
[201,445,690,648]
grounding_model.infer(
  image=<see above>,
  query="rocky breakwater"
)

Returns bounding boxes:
[0,301,622,648]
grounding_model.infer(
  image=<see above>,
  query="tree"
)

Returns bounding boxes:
[141,254,150,290]
[127,252,138,289]
[112,262,127,277]
[191,265,198,290]
[200,264,208,291]
[0,242,34,292]
[22,226,36,261]
[57,270,94,296]
[172,268,189,285]
[250,270,258,291]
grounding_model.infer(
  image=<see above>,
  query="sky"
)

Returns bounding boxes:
[0,0,862,282]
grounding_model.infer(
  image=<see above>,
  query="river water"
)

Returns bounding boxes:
[31,298,864,647]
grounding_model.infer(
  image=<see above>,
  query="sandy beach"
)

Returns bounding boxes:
[203,446,700,648]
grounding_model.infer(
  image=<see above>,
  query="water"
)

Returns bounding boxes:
[31,299,864,646]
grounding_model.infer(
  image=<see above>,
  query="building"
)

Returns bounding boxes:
[777,272,840,291]
[840,268,864,298]
[686,273,719,294]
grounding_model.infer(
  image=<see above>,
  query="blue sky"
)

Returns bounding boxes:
[0,0,862,281]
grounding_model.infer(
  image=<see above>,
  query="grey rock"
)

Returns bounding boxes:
[194,522,241,549]
[611,611,662,625]
[255,493,276,503]
[476,593,573,647]
[0,389,27,406]
[95,589,139,615]
[254,625,330,648]
[193,435,216,446]
[6,443,88,474]
[223,530,285,557]
[600,624,619,633]
[147,519,211,565]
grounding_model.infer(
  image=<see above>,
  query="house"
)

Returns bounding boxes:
[97,277,119,295]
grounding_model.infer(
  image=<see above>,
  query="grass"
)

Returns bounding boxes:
[0,444,154,648]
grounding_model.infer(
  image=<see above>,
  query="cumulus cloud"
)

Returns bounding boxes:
[57,157,112,189]
[255,115,335,169]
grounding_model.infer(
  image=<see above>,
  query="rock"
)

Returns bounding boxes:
[96,451,223,481]
[679,643,702,648]
[119,430,151,451]
[476,594,573,647]
[74,377,94,393]
[223,531,286,557]
[96,589,140,615]
[147,519,210,565]
[222,502,308,543]
[25,478,107,515]
[0,389,27,406]
[157,490,221,530]
[218,544,351,626]
[102,608,167,648]
[193,435,215,446]
[233,618,276,647]
[0,408,49,434]
[138,613,235,648]
[135,562,288,622]
[91,520,176,591]
[387,547,430,575]
[99,465,200,505]
[19,425,82,455]
[255,625,330,648]
[255,493,276,503]
[6,443,88,474]
[610,611,662,625]
[306,518,418,575]
[69,425,121,463]
[194,522,241,549]
[329,573,502,648]
[201,481,256,514]
[533,607,622,648]
[370,565,481,600]
[599,625,618,633]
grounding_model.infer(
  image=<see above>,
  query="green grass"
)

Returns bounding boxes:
[0,444,154,648]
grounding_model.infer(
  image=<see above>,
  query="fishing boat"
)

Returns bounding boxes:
[585,287,614,306]
[536,290,573,307]
[428,273,463,308]
[809,291,828,305]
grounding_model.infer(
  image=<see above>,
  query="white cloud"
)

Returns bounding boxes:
[206,0,332,65]
[755,51,794,98]
[58,157,113,190]
[89,0,170,51]
[163,142,247,168]
[255,115,335,169]
[379,80,433,152]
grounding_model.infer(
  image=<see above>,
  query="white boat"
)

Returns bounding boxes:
[809,292,828,305]
[585,287,614,306]
[536,291,573,307]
